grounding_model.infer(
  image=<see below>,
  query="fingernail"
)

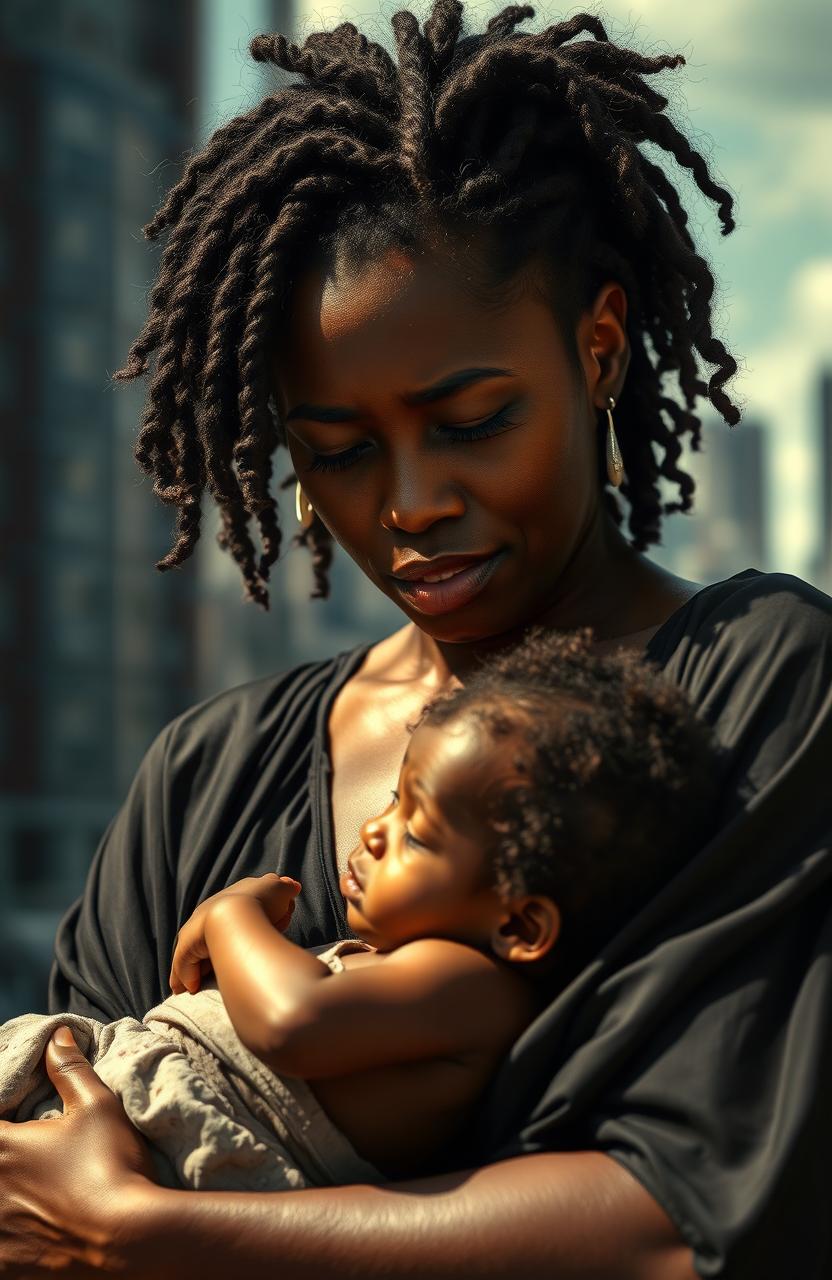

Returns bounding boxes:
[52,1026,76,1047]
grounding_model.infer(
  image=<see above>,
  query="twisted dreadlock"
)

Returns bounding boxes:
[113,2,741,611]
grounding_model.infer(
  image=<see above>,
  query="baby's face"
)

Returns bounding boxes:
[341,716,522,951]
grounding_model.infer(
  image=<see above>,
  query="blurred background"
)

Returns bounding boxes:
[1,0,830,1016]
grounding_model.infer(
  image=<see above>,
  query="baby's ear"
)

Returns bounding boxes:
[490,896,560,965]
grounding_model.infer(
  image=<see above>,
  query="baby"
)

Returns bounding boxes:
[0,627,717,1191]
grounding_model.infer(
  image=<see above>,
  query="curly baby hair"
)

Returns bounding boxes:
[411,627,719,977]
[113,1,741,611]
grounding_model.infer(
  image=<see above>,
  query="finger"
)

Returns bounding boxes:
[276,899,296,930]
[272,879,301,906]
[170,958,201,994]
[44,1026,110,1110]
[170,934,208,993]
[169,969,187,994]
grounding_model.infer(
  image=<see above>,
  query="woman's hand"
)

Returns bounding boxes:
[0,1026,158,1278]
[169,873,302,994]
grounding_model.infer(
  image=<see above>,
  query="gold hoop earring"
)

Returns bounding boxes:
[605,396,624,488]
[295,480,315,529]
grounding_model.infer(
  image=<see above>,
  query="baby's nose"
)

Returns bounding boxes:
[358,816,387,854]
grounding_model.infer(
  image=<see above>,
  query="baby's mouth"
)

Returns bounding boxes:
[342,856,365,901]
[343,869,363,899]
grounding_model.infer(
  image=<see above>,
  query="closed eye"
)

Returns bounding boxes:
[301,405,522,475]
[390,789,426,849]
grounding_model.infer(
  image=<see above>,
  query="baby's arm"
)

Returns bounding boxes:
[249,935,522,1079]
[170,876,518,1077]
[169,874,327,1054]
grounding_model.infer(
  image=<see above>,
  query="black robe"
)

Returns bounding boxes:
[50,569,832,1278]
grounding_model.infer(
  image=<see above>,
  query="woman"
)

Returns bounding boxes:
[1,5,829,1277]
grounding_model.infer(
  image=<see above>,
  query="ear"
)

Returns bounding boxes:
[576,279,630,410]
[490,896,560,966]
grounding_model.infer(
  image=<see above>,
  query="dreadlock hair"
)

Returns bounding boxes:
[113,1,741,611]
[408,626,719,982]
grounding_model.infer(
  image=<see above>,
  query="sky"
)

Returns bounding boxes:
[200,0,832,578]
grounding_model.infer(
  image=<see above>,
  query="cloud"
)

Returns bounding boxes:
[726,109,832,222]
[599,0,832,112]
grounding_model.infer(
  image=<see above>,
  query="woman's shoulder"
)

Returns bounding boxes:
[650,568,832,671]
[649,570,832,786]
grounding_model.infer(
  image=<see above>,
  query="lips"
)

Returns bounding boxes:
[346,855,365,891]
[390,551,496,583]
[389,549,506,617]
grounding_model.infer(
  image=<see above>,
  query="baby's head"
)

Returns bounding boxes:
[342,628,718,986]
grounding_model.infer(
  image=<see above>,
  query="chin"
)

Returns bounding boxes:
[418,609,535,648]
[346,899,371,933]
[345,906,389,949]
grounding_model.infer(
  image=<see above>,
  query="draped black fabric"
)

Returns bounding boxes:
[49,569,832,1278]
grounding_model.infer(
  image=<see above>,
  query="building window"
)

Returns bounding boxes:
[54,696,96,741]
[55,330,100,384]
[53,215,93,263]
[62,454,98,496]
[0,111,13,168]
[56,565,100,616]
[0,576,10,647]
[50,93,106,152]
[0,344,10,407]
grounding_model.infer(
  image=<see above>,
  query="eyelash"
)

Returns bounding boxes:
[389,788,424,849]
[305,406,521,474]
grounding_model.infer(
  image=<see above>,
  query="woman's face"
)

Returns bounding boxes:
[271,238,626,645]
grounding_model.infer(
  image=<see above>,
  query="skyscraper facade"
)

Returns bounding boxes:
[0,0,198,1015]
[654,417,770,587]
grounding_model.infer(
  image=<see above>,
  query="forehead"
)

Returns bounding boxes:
[271,242,568,405]
[287,243,507,347]
[405,715,530,828]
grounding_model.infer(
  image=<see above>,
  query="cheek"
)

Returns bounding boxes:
[374,860,439,906]
[302,485,370,560]
[298,463,388,550]
[496,418,594,538]
[332,513,374,562]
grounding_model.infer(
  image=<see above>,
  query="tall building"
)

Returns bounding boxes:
[0,0,199,1016]
[653,416,770,586]
[810,368,832,594]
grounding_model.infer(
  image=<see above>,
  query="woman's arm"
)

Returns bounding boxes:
[123,1149,697,1280]
[1,1029,696,1280]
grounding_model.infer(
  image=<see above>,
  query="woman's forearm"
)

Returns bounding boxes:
[118,1152,696,1280]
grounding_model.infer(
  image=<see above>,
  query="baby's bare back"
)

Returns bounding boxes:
[308,946,539,1180]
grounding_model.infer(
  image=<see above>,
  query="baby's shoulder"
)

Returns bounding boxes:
[383,935,508,974]
[383,937,538,1048]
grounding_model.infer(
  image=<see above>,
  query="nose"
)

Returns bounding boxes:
[380,448,466,533]
[359,813,388,856]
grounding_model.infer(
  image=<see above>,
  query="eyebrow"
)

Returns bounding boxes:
[284,366,517,424]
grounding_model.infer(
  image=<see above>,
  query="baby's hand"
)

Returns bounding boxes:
[168,874,302,995]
